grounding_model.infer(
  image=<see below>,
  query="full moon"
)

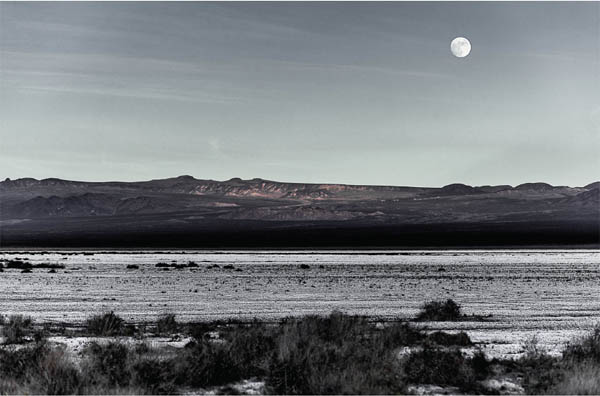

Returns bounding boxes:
[450,37,471,58]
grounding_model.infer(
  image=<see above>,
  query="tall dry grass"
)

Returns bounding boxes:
[1,310,599,395]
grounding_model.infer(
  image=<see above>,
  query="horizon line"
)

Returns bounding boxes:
[2,175,598,190]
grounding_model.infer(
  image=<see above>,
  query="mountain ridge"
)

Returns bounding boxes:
[1,175,597,220]
[1,175,597,248]
[3,175,597,190]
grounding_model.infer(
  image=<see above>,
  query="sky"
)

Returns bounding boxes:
[0,2,598,187]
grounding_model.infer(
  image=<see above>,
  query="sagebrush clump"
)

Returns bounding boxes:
[2,315,33,344]
[156,314,178,335]
[2,310,596,395]
[85,312,127,336]
[415,299,462,321]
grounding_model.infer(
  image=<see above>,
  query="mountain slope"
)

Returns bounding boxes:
[1,176,598,247]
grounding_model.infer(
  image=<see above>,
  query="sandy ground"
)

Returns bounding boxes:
[1,250,599,359]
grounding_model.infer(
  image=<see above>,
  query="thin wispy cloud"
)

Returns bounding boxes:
[268,60,451,79]
[16,85,242,105]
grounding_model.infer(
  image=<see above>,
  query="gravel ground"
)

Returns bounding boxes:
[1,249,598,359]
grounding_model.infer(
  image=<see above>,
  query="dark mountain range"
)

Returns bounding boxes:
[1,176,598,248]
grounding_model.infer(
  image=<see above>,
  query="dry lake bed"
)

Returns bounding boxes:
[1,249,599,359]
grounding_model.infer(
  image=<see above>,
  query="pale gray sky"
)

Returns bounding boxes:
[1,2,598,186]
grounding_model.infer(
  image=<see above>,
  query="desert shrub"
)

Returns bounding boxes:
[522,334,546,359]
[269,338,403,394]
[174,264,188,269]
[2,315,33,344]
[86,312,126,336]
[32,327,48,343]
[186,318,250,340]
[562,327,600,365]
[33,263,65,269]
[516,328,600,394]
[281,311,371,344]
[0,342,82,394]
[266,313,405,394]
[134,342,151,355]
[215,384,244,395]
[3,311,560,394]
[548,362,600,395]
[33,346,83,395]
[515,337,562,394]
[518,356,562,394]
[470,349,490,379]
[5,260,32,269]
[175,320,275,386]
[81,341,180,394]
[81,341,130,387]
[374,321,425,349]
[415,299,462,321]
[223,321,278,379]
[174,312,410,393]
[0,378,26,394]
[174,339,239,387]
[403,346,488,392]
[187,322,214,340]
[404,346,467,385]
[0,342,83,394]
[130,357,177,394]
[0,341,49,380]
[156,314,178,335]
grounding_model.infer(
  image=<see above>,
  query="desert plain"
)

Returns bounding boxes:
[1,249,598,360]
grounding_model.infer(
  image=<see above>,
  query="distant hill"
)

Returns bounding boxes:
[561,188,600,207]
[1,176,598,247]
[584,181,600,190]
